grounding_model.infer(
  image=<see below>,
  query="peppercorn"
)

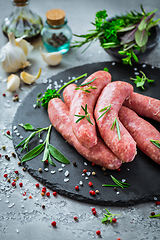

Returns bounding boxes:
[102,167,106,171]
[95,190,99,194]
[42,189,46,193]
[53,191,57,196]
[42,205,45,209]
[41,192,45,196]
[3,93,6,97]
[38,168,42,172]
[92,163,95,166]
[45,159,48,164]
[18,161,21,166]
[6,131,10,135]
[89,190,95,196]
[12,182,16,187]
[46,192,50,197]
[2,146,6,150]
[12,152,16,158]
[117,168,121,172]
[83,169,87,174]
[74,216,78,221]
[96,230,101,235]
[156,200,160,205]
[35,183,39,188]
[91,207,96,212]
[112,218,117,223]
[22,167,26,171]
[51,221,56,227]
[7,178,10,182]
[4,174,8,178]
[92,210,97,215]
[5,155,10,160]
[75,185,79,191]
[72,161,77,166]
[88,182,93,187]
[19,182,23,187]
[114,187,117,191]
[150,212,155,216]
[0,154,1,157]
[92,171,96,176]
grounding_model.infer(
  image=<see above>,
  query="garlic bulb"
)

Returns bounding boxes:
[20,68,41,84]
[7,74,20,92]
[40,48,62,66]
[0,33,32,73]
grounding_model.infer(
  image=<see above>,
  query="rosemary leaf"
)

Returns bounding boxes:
[150,139,160,149]
[97,104,111,120]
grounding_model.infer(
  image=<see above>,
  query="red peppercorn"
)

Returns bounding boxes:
[4,174,8,178]
[151,212,155,216]
[14,94,18,98]
[3,93,6,97]
[92,210,97,215]
[45,159,49,164]
[42,205,45,209]
[15,170,19,174]
[91,207,96,212]
[0,154,1,157]
[12,182,16,187]
[42,187,46,190]
[75,185,79,191]
[92,163,95,166]
[23,191,26,196]
[6,131,10,135]
[89,190,95,196]
[51,221,56,227]
[46,192,50,197]
[117,168,121,172]
[42,188,46,193]
[74,216,78,221]
[19,182,23,187]
[96,230,101,235]
[83,169,87,174]
[117,238,121,240]
[112,218,117,223]
[88,182,93,187]
[35,183,39,188]
[53,191,57,196]
[156,200,160,205]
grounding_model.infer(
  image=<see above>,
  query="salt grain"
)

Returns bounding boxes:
[64,170,69,177]
[44,168,49,172]
[64,178,69,182]
[51,171,56,174]
[58,168,63,172]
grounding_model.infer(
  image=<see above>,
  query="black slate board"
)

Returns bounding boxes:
[12,62,160,206]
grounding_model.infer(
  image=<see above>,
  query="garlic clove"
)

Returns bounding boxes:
[7,74,20,92]
[40,48,62,66]
[15,37,33,57]
[20,68,42,84]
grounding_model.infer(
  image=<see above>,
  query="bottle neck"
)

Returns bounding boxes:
[46,18,68,29]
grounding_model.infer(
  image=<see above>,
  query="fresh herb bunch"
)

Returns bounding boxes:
[16,123,70,166]
[130,70,154,90]
[40,73,87,108]
[71,5,160,65]
[101,208,122,223]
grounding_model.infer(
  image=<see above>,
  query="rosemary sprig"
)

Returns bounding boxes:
[150,139,160,149]
[15,123,70,165]
[2,130,12,140]
[101,208,122,223]
[75,104,93,125]
[130,70,154,90]
[75,77,98,93]
[40,73,87,108]
[97,104,111,120]
[36,93,42,107]
[102,175,130,189]
[149,213,160,218]
[110,117,121,140]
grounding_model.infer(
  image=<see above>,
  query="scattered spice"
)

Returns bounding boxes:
[29,195,32,199]
[53,191,57,196]
[23,191,26,196]
[150,212,155,216]
[95,190,99,194]
[2,93,6,97]
[5,155,10,160]
[12,182,16,187]
[45,159,49,164]
[15,170,19,174]
[2,146,6,150]
[4,174,8,178]
[42,205,45,209]
[92,163,95,166]
[12,152,16,157]
[41,192,45,196]
[19,182,23,187]
[7,178,10,182]
[72,161,77,166]
[51,221,56,227]
[117,168,121,172]
[83,169,87,174]
[75,185,79,191]
[88,182,93,187]
[92,171,96,176]
[89,190,95,196]
[18,161,21,166]
[46,192,50,197]
[156,200,160,205]
[38,168,42,172]
[22,167,26,171]
[74,216,78,221]
[92,210,97,215]
[35,183,39,188]
[112,218,117,223]
[96,230,101,235]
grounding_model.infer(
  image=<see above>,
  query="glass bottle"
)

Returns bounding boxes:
[41,9,72,54]
[2,0,43,40]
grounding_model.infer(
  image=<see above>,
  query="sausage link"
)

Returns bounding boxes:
[48,98,122,170]
[94,81,137,162]
[123,92,160,122]
[63,83,77,108]
[70,70,112,148]
[119,106,160,164]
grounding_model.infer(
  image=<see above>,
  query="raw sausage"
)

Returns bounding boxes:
[94,81,137,162]
[119,106,160,164]
[69,70,112,148]
[63,83,77,108]
[48,98,122,170]
[123,92,160,122]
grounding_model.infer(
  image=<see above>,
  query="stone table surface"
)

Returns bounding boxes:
[0,0,160,239]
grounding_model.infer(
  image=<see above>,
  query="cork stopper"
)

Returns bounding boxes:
[13,0,28,6]
[46,9,65,26]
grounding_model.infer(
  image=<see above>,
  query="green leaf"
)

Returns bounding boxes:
[47,153,56,166]
[97,104,111,120]
[19,123,35,131]
[48,144,70,164]
[138,17,147,31]
[21,144,44,163]
[135,29,148,47]
[150,139,160,149]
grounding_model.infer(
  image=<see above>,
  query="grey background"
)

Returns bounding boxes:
[0,0,160,239]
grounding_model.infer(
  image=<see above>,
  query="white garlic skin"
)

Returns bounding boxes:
[7,74,20,92]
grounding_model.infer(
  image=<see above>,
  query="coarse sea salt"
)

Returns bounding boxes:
[64,178,69,182]
[51,171,56,174]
